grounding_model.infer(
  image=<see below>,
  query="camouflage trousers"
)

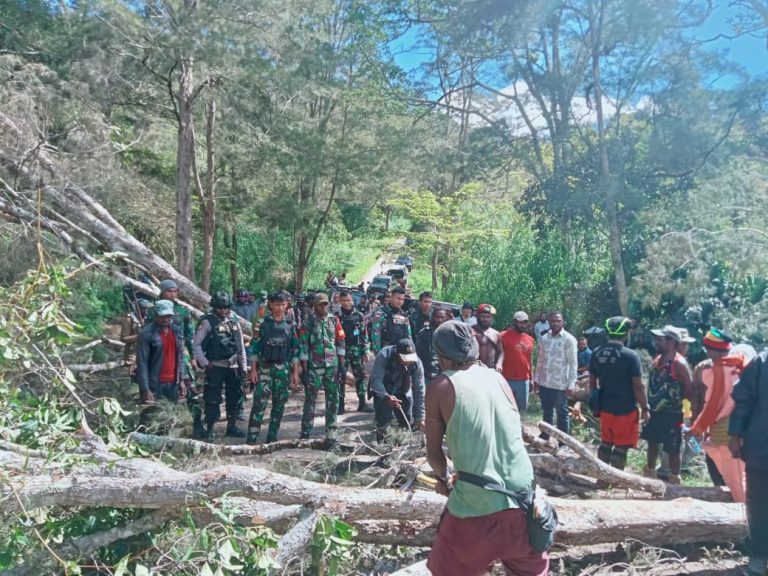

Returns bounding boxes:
[300,366,337,439]
[340,350,367,401]
[248,363,292,443]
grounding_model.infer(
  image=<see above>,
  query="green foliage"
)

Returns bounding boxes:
[310,515,358,576]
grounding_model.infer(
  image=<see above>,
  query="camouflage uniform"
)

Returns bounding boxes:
[337,307,370,408]
[299,313,346,439]
[247,316,300,443]
[371,305,412,353]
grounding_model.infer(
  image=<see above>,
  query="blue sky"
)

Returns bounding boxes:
[391,1,767,84]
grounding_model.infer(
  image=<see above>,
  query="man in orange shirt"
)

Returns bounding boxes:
[500,311,535,412]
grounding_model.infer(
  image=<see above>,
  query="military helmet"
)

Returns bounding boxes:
[210,291,233,309]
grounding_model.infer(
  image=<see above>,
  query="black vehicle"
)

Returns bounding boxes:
[367,274,393,296]
[385,264,408,281]
[395,255,414,271]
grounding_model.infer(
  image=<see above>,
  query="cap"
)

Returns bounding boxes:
[650,325,683,343]
[314,292,330,305]
[155,299,175,317]
[236,288,247,297]
[260,290,268,298]
[158,279,178,293]
[477,303,496,315]
[137,298,153,310]
[462,302,474,310]
[703,328,733,350]
[678,328,696,344]
[397,338,418,363]
[513,311,529,322]
[605,316,631,337]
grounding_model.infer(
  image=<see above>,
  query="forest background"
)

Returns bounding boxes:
[2,0,768,347]
[1,1,768,574]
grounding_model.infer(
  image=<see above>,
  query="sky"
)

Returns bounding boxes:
[391,1,768,83]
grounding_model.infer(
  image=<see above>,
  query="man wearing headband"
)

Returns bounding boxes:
[425,321,547,576]
[729,345,768,576]
[686,329,749,502]
[588,317,647,470]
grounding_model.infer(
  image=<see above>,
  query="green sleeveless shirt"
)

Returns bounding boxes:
[444,364,534,518]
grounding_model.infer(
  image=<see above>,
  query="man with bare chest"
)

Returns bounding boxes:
[472,304,504,372]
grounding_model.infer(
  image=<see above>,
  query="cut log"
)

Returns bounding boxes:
[127,432,345,456]
[268,507,319,575]
[1,463,747,547]
[537,421,666,496]
[67,361,125,374]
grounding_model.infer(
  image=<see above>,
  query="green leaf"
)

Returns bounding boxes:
[114,554,130,576]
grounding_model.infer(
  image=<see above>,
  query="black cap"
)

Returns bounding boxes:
[462,302,474,310]
[396,338,418,362]
[268,291,286,302]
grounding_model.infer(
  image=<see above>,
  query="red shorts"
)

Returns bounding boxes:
[600,410,640,447]
[427,507,549,576]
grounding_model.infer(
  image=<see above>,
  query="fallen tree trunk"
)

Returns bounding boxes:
[127,432,337,456]
[2,463,747,547]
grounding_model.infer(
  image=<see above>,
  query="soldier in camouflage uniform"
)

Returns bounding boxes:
[336,291,373,414]
[247,292,300,444]
[371,287,412,353]
[299,292,346,440]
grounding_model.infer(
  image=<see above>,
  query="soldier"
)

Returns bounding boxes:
[371,287,412,353]
[337,290,373,414]
[144,279,196,360]
[233,288,258,323]
[247,292,301,444]
[357,293,370,315]
[415,307,449,381]
[193,292,248,440]
[120,298,152,381]
[299,292,346,440]
[409,291,433,336]
[330,290,342,315]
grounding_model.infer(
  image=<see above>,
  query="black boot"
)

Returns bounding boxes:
[357,396,373,413]
[192,416,207,440]
[337,387,346,415]
[226,420,246,438]
[205,423,216,442]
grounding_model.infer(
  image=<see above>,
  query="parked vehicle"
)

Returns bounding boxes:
[395,255,414,271]
[367,274,393,296]
[385,264,408,281]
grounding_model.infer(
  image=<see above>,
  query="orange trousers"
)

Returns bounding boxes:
[703,442,746,503]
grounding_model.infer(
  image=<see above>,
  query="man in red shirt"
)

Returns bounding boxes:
[500,311,535,412]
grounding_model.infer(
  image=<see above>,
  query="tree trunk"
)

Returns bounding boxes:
[588,0,629,316]
[223,218,239,294]
[198,99,217,293]
[175,57,196,281]
[431,245,438,291]
[295,232,309,292]
[384,205,392,231]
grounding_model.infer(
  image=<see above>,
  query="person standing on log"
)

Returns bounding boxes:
[588,316,648,470]
[472,304,504,371]
[641,325,693,484]
[425,321,548,576]
[136,300,198,435]
[336,290,372,414]
[298,292,346,441]
[246,292,300,444]
[416,307,449,382]
[500,311,535,413]
[535,312,578,440]
[729,349,768,576]
[371,287,411,353]
[369,338,425,442]
[193,292,248,441]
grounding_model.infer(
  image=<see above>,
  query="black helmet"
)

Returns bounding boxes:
[211,291,233,309]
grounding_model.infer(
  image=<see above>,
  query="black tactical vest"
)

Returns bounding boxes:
[381,306,410,347]
[260,317,293,363]
[339,309,365,347]
[202,314,240,361]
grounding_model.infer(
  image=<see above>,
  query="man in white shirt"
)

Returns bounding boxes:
[535,312,577,440]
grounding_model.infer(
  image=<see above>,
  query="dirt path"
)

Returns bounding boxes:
[358,238,406,285]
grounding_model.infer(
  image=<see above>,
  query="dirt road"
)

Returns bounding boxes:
[358,238,406,285]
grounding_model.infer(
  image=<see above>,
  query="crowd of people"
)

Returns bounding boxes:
[121,278,768,576]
